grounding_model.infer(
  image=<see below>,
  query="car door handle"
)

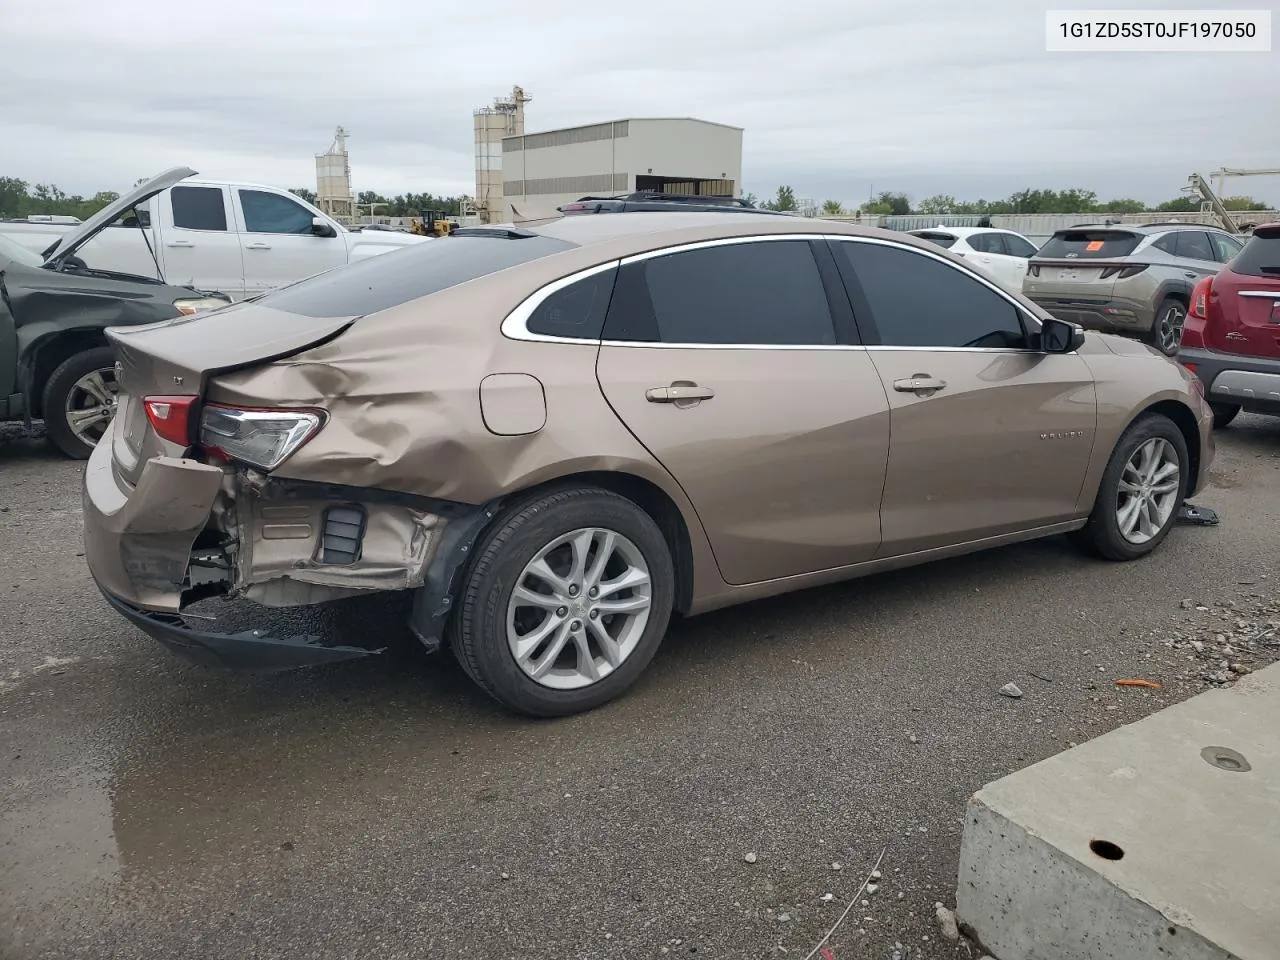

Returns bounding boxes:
[246,242,272,250]
[893,376,947,394]
[167,239,194,248]
[646,383,715,403]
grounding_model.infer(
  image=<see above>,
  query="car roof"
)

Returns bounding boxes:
[1062,222,1231,235]
[506,211,911,253]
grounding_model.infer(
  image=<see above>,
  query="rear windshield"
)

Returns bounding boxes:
[909,231,958,249]
[1037,230,1141,259]
[254,234,576,317]
[1229,231,1280,277]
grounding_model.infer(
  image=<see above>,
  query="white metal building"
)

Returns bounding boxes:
[497,118,743,221]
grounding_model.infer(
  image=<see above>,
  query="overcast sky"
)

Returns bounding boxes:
[1,0,1276,207]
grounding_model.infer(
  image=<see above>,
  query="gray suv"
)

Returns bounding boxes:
[1023,223,1245,356]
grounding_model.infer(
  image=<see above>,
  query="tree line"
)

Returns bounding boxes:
[0,176,467,221]
[747,184,1271,217]
[289,187,465,218]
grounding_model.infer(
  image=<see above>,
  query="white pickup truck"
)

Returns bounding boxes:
[0,168,427,300]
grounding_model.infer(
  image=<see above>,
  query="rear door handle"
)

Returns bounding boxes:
[246,242,272,250]
[893,376,947,394]
[167,239,193,248]
[646,383,715,403]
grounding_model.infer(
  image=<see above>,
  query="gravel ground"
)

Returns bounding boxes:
[2,415,1278,960]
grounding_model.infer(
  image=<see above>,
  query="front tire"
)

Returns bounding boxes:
[452,486,675,717]
[42,346,119,460]
[1147,298,1186,357]
[1211,403,1240,429]
[1073,413,1189,561]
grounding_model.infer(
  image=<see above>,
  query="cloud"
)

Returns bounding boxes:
[1,0,1276,206]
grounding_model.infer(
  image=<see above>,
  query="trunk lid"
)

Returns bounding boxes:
[1208,227,1280,358]
[43,167,196,267]
[1026,228,1143,300]
[107,301,354,484]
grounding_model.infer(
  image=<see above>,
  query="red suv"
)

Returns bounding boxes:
[1178,223,1280,428]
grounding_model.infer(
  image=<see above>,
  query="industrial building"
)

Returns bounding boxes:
[472,89,744,223]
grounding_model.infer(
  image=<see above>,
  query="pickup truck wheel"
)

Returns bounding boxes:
[1210,403,1240,429]
[42,347,119,460]
[1072,413,1188,561]
[452,487,675,717]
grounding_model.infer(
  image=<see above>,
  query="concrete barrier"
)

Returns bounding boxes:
[957,664,1279,960]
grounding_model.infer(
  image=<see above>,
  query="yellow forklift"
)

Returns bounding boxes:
[409,210,458,237]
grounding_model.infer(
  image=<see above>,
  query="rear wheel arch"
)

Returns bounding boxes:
[482,470,696,616]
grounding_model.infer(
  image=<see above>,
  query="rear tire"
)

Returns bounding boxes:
[42,346,118,460]
[452,486,675,717]
[1147,298,1186,357]
[1073,413,1189,561]
[1211,403,1240,429]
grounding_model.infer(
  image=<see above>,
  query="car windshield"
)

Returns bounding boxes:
[0,232,45,268]
[1037,230,1141,259]
[253,233,577,318]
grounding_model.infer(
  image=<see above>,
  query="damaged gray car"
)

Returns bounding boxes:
[0,174,228,458]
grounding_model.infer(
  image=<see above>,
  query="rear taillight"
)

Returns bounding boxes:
[1099,264,1148,280]
[1188,276,1213,320]
[198,404,326,471]
[143,395,198,446]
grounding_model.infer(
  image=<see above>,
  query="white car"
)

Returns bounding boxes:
[0,168,428,301]
[906,226,1040,295]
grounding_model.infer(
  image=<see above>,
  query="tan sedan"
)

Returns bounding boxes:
[84,212,1214,716]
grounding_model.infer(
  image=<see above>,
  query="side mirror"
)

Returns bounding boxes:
[1040,316,1086,353]
[311,216,335,237]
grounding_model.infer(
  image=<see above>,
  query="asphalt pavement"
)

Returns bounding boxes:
[3,416,1279,960]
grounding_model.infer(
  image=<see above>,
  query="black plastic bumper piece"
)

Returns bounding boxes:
[99,588,380,671]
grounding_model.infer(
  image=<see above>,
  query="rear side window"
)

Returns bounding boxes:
[910,231,957,249]
[1230,231,1280,277]
[836,241,1027,349]
[605,240,836,346]
[1037,230,1140,259]
[171,186,227,231]
[526,268,617,338]
[1153,234,1179,255]
[254,234,576,318]
[1001,234,1039,258]
[967,233,1003,254]
[1174,231,1215,262]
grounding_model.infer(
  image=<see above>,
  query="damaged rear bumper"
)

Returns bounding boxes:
[98,587,378,670]
[83,422,498,669]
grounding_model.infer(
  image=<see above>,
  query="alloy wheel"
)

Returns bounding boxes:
[1115,437,1180,544]
[1156,302,1185,355]
[64,366,119,447]
[506,527,653,690]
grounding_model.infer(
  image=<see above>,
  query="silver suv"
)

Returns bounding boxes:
[1024,223,1245,356]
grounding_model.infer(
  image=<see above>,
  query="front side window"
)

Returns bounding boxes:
[606,240,836,346]
[837,241,1027,349]
[170,186,227,231]
[240,190,316,234]
[1209,232,1244,263]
